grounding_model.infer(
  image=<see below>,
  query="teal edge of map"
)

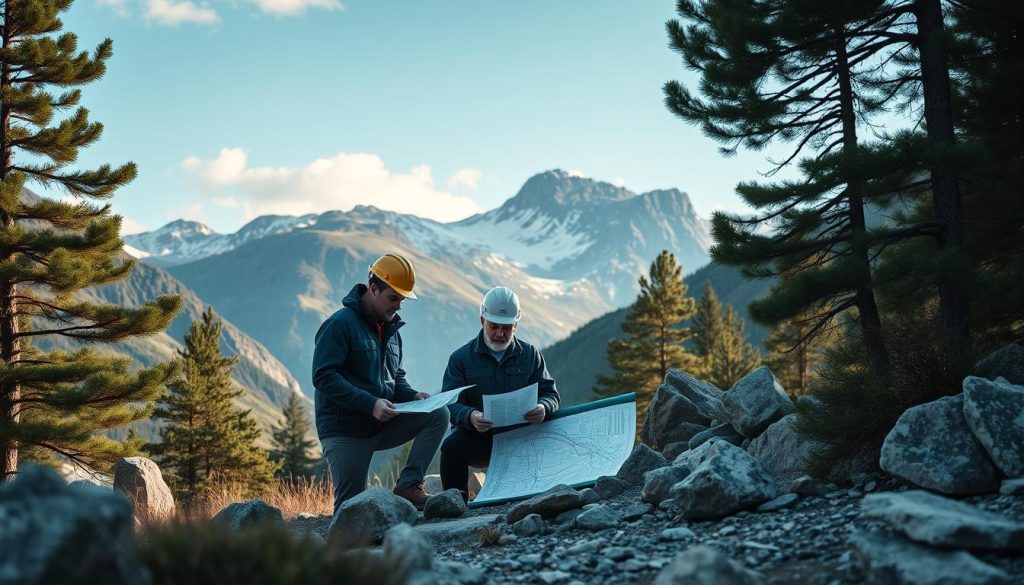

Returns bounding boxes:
[466,392,637,509]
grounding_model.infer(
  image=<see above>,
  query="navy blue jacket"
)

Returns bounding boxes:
[443,331,559,431]
[313,284,418,439]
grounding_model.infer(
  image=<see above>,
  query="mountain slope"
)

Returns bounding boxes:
[544,262,775,407]
[42,260,309,445]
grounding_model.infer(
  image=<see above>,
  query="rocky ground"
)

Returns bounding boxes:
[289,474,1024,584]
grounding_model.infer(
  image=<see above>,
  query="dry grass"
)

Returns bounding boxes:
[476,525,503,547]
[183,476,334,521]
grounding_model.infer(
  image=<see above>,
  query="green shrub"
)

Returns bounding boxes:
[794,312,974,481]
[138,521,406,585]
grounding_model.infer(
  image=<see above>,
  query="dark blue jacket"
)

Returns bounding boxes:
[443,331,559,431]
[313,284,418,439]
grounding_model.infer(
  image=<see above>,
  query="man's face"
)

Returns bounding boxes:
[367,283,404,322]
[481,317,516,352]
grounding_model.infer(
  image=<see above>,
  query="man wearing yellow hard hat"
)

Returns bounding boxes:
[313,253,448,513]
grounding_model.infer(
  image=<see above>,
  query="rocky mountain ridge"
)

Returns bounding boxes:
[124,170,715,395]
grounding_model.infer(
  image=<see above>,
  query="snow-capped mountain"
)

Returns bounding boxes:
[126,170,712,306]
[124,214,318,266]
[124,170,714,394]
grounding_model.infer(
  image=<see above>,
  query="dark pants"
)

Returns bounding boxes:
[321,407,449,515]
[440,427,493,497]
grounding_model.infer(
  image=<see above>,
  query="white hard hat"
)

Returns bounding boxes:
[480,286,521,325]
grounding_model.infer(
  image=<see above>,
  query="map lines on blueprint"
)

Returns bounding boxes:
[472,399,636,505]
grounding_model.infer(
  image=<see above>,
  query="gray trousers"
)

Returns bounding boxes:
[321,407,449,514]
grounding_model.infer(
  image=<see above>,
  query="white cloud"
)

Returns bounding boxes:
[144,0,219,25]
[567,169,589,178]
[447,168,482,191]
[98,0,131,17]
[119,217,147,236]
[253,0,343,16]
[612,177,626,187]
[181,148,484,223]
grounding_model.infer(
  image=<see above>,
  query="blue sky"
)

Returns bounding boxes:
[59,0,780,235]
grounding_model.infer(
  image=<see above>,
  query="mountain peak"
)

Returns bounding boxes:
[161,219,217,236]
[503,170,634,214]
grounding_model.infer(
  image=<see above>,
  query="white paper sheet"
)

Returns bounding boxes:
[472,399,636,505]
[394,385,473,414]
[482,383,539,428]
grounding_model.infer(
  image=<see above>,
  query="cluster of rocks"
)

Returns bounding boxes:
[5,344,1023,584]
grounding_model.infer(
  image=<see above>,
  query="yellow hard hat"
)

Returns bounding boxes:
[368,253,418,299]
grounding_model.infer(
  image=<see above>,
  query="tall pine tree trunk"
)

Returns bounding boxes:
[835,25,890,377]
[0,6,21,479]
[914,0,970,362]
[0,280,19,480]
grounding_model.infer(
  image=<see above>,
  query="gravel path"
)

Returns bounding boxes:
[290,476,1024,584]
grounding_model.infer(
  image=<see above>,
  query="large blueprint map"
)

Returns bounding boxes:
[471,397,636,506]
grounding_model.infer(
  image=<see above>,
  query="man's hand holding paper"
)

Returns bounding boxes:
[482,383,540,428]
[393,385,473,414]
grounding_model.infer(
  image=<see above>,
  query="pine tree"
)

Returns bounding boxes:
[0,0,181,478]
[595,250,698,427]
[152,308,277,500]
[270,393,318,481]
[763,311,831,396]
[691,284,724,379]
[664,0,944,379]
[705,306,761,390]
[947,1,1024,344]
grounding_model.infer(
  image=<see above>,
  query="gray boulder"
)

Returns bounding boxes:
[756,493,798,513]
[1001,479,1024,496]
[789,475,825,496]
[640,382,713,450]
[974,343,1024,385]
[880,394,1001,495]
[575,504,621,531]
[962,376,1024,477]
[384,522,434,573]
[664,369,729,421]
[746,414,821,492]
[593,475,630,499]
[861,490,1024,552]
[0,465,150,585]
[212,499,284,532]
[653,545,764,585]
[328,487,417,545]
[671,441,777,520]
[512,513,545,537]
[662,441,691,461]
[688,422,744,450]
[849,530,1010,585]
[112,456,175,523]
[413,514,501,548]
[673,437,726,469]
[617,444,669,486]
[424,489,466,519]
[642,465,691,505]
[506,484,586,523]
[721,367,794,438]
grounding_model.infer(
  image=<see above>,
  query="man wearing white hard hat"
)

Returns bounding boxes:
[439,286,560,500]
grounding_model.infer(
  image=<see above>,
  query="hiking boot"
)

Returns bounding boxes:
[393,482,430,510]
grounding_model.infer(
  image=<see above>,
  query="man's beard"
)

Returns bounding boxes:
[483,335,513,352]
